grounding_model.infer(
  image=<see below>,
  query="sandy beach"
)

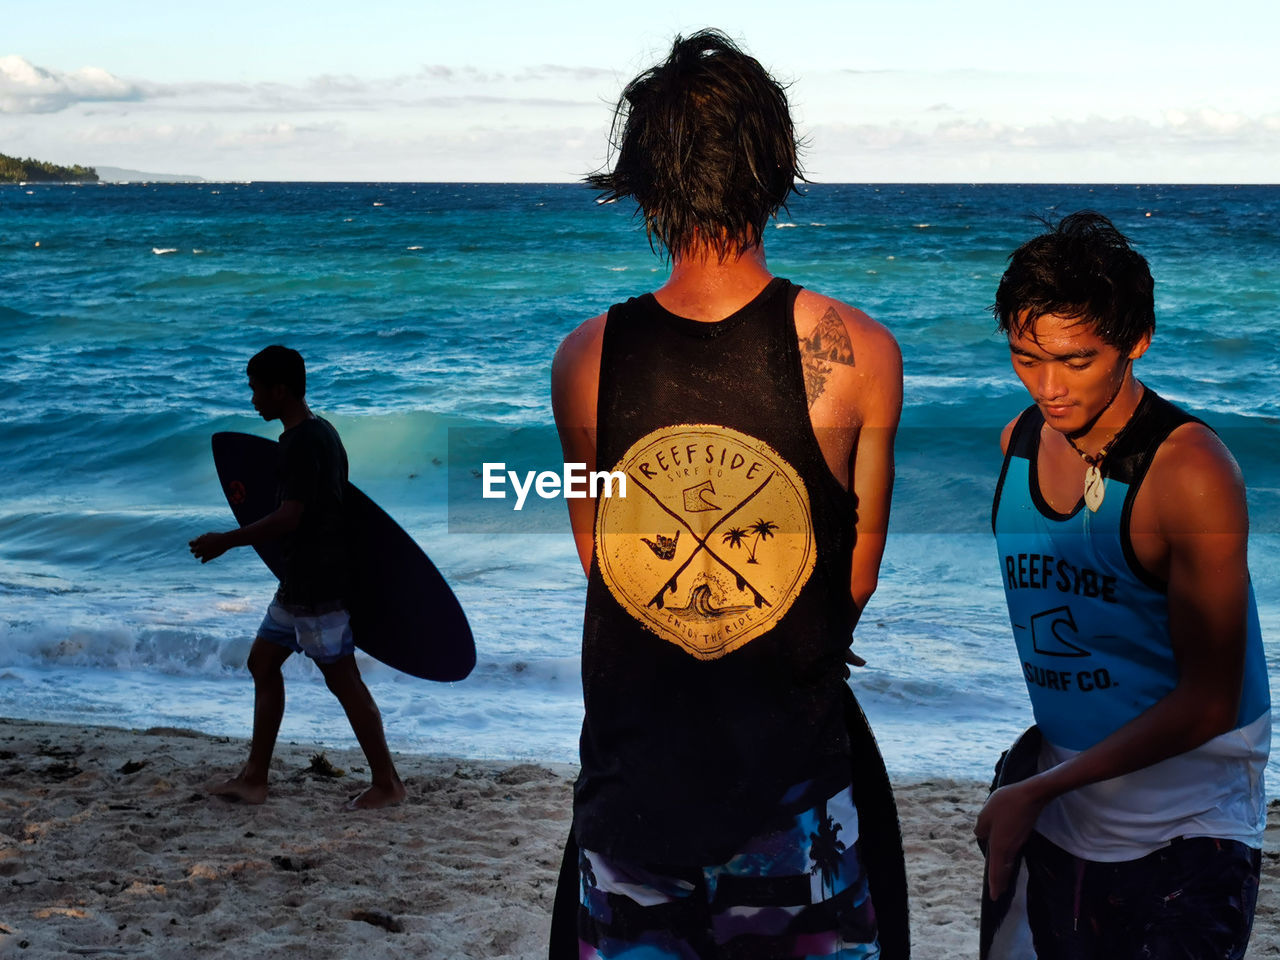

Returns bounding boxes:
[0,716,1275,959]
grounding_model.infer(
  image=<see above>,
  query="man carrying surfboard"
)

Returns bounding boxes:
[190,345,406,810]
[977,213,1268,958]
[551,30,907,958]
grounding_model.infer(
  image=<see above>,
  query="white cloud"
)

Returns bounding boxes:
[214,121,343,148]
[7,50,1274,181]
[0,55,141,113]
[813,110,1280,157]
[0,58,610,119]
[804,109,1280,182]
[79,66,605,117]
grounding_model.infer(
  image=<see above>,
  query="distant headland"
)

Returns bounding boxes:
[94,165,206,183]
[0,152,97,182]
[1,153,207,183]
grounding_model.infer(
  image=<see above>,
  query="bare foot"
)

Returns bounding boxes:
[344,779,407,811]
[207,775,269,805]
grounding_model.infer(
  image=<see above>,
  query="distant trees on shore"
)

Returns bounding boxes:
[0,152,98,182]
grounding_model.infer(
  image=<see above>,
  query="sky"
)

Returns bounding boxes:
[2,0,1277,182]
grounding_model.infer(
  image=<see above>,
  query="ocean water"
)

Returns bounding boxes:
[1,182,1276,781]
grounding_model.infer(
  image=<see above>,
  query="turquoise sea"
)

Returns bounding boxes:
[1,181,1276,780]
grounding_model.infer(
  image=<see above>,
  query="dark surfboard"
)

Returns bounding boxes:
[547,683,911,958]
[211,431,475,682]
[979,725,1041,960]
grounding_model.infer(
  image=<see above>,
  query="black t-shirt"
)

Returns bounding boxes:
[275,417,350,609]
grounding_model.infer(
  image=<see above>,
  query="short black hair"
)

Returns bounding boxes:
[993,211,1155,353]
[586,29,804,261]
[247,345,305,398]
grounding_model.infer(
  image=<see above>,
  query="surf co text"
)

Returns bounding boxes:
[482,463,627,510]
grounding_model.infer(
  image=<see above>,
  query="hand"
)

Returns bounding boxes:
[189,531,231,564]
[974,779,1047,900]
[841,648,866,680]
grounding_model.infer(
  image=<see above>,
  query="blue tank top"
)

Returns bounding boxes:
[993,387,1269,858]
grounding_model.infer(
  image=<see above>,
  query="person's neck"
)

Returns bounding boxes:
[1067,374,1146,458]
[653,242,774,322]
[279,400,313,432]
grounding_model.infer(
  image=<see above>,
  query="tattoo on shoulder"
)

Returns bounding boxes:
[801,307,856,407]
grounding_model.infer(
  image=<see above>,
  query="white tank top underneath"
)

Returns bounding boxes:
[1035,710,1270,861]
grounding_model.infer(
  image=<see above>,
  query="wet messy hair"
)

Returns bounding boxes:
[247,344,306,399]
[993,211,1155,353]
[586,29,804,261]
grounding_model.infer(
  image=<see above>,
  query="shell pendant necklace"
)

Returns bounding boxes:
[1062,372,1140,513]
[1065,433,1120,512]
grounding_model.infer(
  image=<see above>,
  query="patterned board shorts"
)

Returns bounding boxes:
[577,781,880,960]
[257,598,355,664]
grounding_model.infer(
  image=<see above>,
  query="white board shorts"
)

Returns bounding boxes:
[257,598,355,664]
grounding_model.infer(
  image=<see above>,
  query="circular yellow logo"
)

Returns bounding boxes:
[595,424,816,660]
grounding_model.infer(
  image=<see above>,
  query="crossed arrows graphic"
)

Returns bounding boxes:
[624,470,779,612]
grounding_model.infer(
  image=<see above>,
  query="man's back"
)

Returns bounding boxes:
[551,29,906,959]
[553,257,905,957]
[553,252,901,599]
[576,273,883,861]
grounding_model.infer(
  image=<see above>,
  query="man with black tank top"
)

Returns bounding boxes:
[977,214,1268,959]
[550,29,906,960]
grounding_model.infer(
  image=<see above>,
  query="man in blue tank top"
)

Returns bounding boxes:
[550,29,906,960]
[978,213,1269,959]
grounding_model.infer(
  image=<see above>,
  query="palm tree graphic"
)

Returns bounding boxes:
[809,812,846,898]
[721,519,778,564]
[745,518,778,564]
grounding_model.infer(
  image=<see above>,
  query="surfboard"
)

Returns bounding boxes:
[979,725,1041,960]
[547,683,911,959]
[211,431,475,682]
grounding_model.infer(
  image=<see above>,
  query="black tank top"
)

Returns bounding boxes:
[574,277,859,864]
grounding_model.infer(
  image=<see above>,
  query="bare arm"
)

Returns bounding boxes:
[976,425,1251,898]
[189,499,304,563]
[795,293,903,629]
[846,330,903,619]
[551,314,606,577]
